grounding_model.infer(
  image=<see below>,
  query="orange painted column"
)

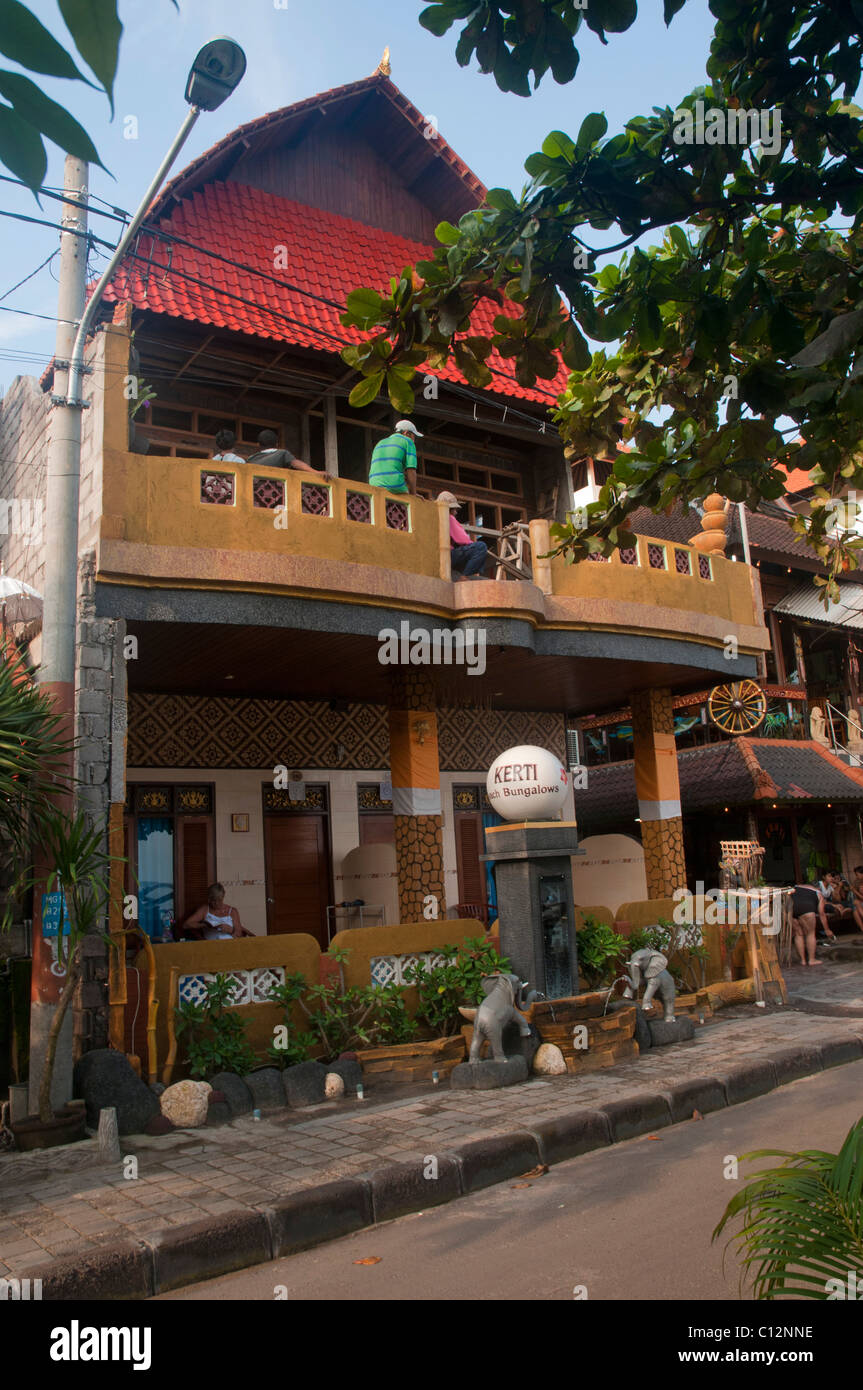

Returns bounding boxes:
[631,687,687,898]
[388,670,445,922]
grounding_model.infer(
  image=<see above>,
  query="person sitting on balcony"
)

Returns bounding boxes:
[246,428,321,474]
[184,883,253,940]
[212,428,244,463]
[368,420,420,494]
[438,491,488,581]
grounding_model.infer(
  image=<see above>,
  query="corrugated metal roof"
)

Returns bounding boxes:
[773,582,863,630]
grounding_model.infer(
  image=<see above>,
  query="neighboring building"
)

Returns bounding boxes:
[573,481,863,884]
[0,70,768,1052]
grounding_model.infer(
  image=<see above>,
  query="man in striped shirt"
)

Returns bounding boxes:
[368,420,421,494]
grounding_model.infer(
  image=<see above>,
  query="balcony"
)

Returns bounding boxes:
[94,446,766,656]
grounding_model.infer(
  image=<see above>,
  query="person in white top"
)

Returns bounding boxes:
[212,428,245,463]
[184,883,252,939]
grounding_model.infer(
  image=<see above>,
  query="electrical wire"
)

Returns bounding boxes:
[0,251,58,306]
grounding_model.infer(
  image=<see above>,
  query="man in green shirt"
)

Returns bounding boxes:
[368,420,422,494]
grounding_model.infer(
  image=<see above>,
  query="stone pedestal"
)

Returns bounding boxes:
[482,821,582,997]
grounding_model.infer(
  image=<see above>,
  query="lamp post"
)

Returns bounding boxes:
[31,38,246,1113]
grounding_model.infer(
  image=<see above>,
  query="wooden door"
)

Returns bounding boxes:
[454,812,486,909]
[176,817,214,922]
[264,815,331,946]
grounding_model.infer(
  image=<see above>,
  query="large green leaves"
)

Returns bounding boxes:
[0,100,46,187]
[0,71,102,163]
[0,0,91,82]
[0,1,177,191]
[58,0,124,111]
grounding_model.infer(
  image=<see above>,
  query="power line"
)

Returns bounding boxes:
[0,251,58,306]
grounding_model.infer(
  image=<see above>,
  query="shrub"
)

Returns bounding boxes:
[404,936,511,1037]
[267,950,417,1063]
[174,973,258,1079]
[576,916,629,989]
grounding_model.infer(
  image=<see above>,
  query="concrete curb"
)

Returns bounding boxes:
[22,1031,863,1300]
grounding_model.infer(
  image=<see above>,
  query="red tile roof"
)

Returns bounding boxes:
[103,181,567,406]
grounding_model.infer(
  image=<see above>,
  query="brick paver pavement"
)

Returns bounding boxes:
[2,1001,863,1278]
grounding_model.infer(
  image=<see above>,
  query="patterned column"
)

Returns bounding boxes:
[388,669,445,922]
[631,687,687,898]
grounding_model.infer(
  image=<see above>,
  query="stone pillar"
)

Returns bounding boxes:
[631,687,686,898]
[73,549,128,1058]
[388,669,445,922]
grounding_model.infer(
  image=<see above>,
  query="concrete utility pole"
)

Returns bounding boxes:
[29,154,90,1113]
[30,39,247,1113]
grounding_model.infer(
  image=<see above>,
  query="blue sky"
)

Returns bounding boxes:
[0,0,717,385]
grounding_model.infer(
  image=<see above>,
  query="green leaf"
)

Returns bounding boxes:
[348,371,385,408]
[419,3,457,38]
[435,220,462,245]
[485,186,518,212]
[0,100,46,190]
[587,0,638,40]
[663,0,687,23]
[669,224,689,256]
[575,112,608,153]
[0,69,103,164]
[344,287,384,327]
[386,368,416,413]
[0,0,92,83]
[57,0,123,110]
[542,129,577,162]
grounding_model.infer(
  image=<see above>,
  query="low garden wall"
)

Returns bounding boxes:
[136,918,483,1079]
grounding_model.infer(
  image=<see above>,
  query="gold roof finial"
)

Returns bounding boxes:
[376,46,391,76]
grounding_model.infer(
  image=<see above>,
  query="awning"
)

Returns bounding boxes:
[772,582,863,630]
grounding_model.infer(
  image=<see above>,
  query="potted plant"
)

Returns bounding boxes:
[11,810,118,1149]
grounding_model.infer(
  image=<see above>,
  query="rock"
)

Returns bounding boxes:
[160,1080,212,1129]
[532,1043,567,1075]
[208,1072,254,1117]
[282,1060,327,1108]
[144,1114,174,1135]
[324,1073,345,1099]
[648,1017,695,1047]
[633,1005,652,1051]
[325,1057,363,1092]
[246,1067,288,1112]
[205,1101,232,1127]
[208,1090,226,1106]
[502,1019,541,1067]
[73,1049,161,1136]
[450,1056,529,1090]
[149,1082,166,1097]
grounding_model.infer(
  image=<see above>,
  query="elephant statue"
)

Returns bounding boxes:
[459,972,532,1063]
[623,948,676,1022]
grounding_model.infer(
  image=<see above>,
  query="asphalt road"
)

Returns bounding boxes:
[159,1060,863,1302]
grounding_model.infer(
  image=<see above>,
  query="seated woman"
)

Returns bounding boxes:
[790,883,836,966]
[183,883,253,940]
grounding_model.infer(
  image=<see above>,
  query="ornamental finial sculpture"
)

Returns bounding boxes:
[376,46,391,76]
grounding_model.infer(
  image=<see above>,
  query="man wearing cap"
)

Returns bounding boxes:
[438,491,488,580]
[368,420,421,494]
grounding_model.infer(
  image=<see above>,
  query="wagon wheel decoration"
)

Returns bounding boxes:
[708,680,767,735]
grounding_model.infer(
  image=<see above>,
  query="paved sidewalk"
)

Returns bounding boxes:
[785,954,863,1016]
[2,1002,862,1280]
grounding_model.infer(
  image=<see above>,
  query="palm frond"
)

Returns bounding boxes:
[714,1116,863,1299]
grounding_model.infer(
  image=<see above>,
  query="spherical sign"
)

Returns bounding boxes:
[486,745,569,822]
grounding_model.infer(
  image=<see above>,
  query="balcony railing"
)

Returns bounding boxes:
[95,448,766,653]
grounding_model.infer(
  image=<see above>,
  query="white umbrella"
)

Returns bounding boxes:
[0,575,42,629]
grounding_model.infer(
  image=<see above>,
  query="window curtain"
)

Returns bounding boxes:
[137,817,174,939]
